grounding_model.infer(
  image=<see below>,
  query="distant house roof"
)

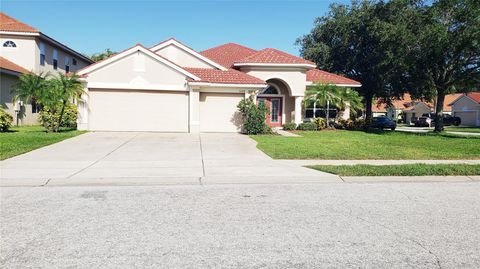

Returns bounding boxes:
[306,69,361,86]
[200,43,258,69]
[373,93,464,113]
[0,12,38,33]
[184,67,266,85]
[449,92,480,105]
[0,56,29,74]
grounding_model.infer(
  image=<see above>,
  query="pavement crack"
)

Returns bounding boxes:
[65,133,139,179]
[40,178,51,187]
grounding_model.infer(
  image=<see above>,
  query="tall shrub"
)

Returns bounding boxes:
[237,97,270,135]
[0,108,13,132]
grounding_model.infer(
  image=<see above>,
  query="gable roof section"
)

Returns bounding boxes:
[185,68,266,86]
[0,13,38,33]
[0,56,29,74]
[150,38,227,71]
[234,48,316,68]
[449,92,480,105]
[307,69,361,87]
[200,43,258,68]
[77,44,200,80]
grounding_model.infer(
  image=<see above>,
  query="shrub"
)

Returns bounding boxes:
[313,117,327,130]
[297,122,318,131]
[237,97,270,135]
[39,103,78,131]
[0,108,13,132]
[282,122,297,130]
[353,119,366,130]
[336,119,354,130]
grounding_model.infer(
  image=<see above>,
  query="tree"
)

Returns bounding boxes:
[12,72,48,105]
[53,73,85,132]
[305,84,363,123]
[406,0,480,132]
[297,0,421,121]
[90,49,116,62]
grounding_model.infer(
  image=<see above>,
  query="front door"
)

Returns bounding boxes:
[258,97,283,127]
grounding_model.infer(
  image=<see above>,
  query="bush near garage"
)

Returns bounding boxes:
[39,103,78,131]
[0,108,13,132]
[297,122,318,131]
[282,122,297,130]
[237,97,271,135]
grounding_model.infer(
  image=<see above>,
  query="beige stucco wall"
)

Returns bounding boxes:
[153,44,214,69]
[0,35,37,72]
[452,96,480,126]
[241,67,308,97]
[0,72,39,125]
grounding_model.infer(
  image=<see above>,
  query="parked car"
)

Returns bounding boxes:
[372,117,397,130]
[415,113,461,127]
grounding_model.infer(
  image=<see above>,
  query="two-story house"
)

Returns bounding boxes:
[0,13,93,125]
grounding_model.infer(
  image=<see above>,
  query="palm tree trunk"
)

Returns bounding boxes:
[56,100,67,132]
[326,100,330,126]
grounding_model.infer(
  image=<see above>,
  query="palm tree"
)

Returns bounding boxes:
[54,73,85,132]
[12,72,47,105]
[336,87,364,117]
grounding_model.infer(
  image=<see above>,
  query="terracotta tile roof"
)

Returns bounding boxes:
[466,92,480,104]
[200,43,258,68]
[0,13,38,33]
[374,93,465,113]
[0,56,29,74]
[184,67,266,85]
[443,93,463,111]
[306,69,361,86]
[235,48,315,65]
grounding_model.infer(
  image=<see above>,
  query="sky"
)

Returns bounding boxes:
[2,0,349,57]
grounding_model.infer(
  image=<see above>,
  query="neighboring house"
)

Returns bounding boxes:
[373,93,462,124]
[449,92,480,126]
[0,13,93,125]
[77,39,361,132]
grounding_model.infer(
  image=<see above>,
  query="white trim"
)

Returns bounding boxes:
[78,45,201,80]
[306,81,361,88]
[234,63,317,69]
[150,39,228,71]
[0,31,39,36]
[197,88,247,93]
[86,82,188,91]
[188,82,267,89]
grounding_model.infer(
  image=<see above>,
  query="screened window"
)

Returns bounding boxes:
[64,56,70,73]
[3,40,16,47]
[53,49,58,70]
[40,43,46,65]
[260,85,279,95]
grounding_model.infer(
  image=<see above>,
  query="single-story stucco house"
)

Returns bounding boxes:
[76,38,361,133]
[450,92,480,126]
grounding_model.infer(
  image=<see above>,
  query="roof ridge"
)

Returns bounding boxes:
[201,42,257,54]
[0,12,39,33]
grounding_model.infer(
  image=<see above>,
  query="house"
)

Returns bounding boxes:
[449,92,480,126]
[76,39,361,132]
[0,13,93,125]
[373,93,463,124]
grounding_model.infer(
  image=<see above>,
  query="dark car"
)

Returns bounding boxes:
[372,117,397,130]
[415,113,461,127]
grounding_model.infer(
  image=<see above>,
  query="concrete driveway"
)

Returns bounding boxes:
[0,132,337,185]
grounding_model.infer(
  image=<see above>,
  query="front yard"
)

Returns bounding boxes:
[444,127,480,133]
[251,130,480,159]
[0,126,86,160]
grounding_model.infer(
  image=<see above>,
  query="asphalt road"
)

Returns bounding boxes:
[2,182,480,268]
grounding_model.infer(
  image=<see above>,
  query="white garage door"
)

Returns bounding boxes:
[89,89,189,132]
[455,111,478,126]
[200,92,244,132]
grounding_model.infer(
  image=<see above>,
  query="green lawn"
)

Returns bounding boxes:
[308,164,480,176]
[0,126,86,160]
[444,127,480,133]
[251,130,480,159]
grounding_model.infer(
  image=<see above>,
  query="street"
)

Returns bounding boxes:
[1,182,479,268]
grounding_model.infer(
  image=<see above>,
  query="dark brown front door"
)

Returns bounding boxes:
[258,97,282,127]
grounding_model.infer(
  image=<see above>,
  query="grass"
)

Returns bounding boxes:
[251,130,480,160]
[0,126,86,160]
[308,164,480,176]
[444,127,480,133]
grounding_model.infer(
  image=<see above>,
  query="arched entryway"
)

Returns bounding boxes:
[257,79,295,127]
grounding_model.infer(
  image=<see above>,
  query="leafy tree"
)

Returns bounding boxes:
[406,0,480,132]
[53,73,84,132]
[12,72,48,105]
[297,0,421,121]
[90,48,116,62]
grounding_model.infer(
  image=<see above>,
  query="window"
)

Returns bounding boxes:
[53,49,58,69]
[260,85,279,95]
[31,99,41,114]
[39,43,46,65]
[64,56,70,73]
[3,40,16,47]
[72,58,77,66]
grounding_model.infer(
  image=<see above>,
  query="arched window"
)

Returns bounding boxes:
[3,40,16,47]
[260,85,279,95]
